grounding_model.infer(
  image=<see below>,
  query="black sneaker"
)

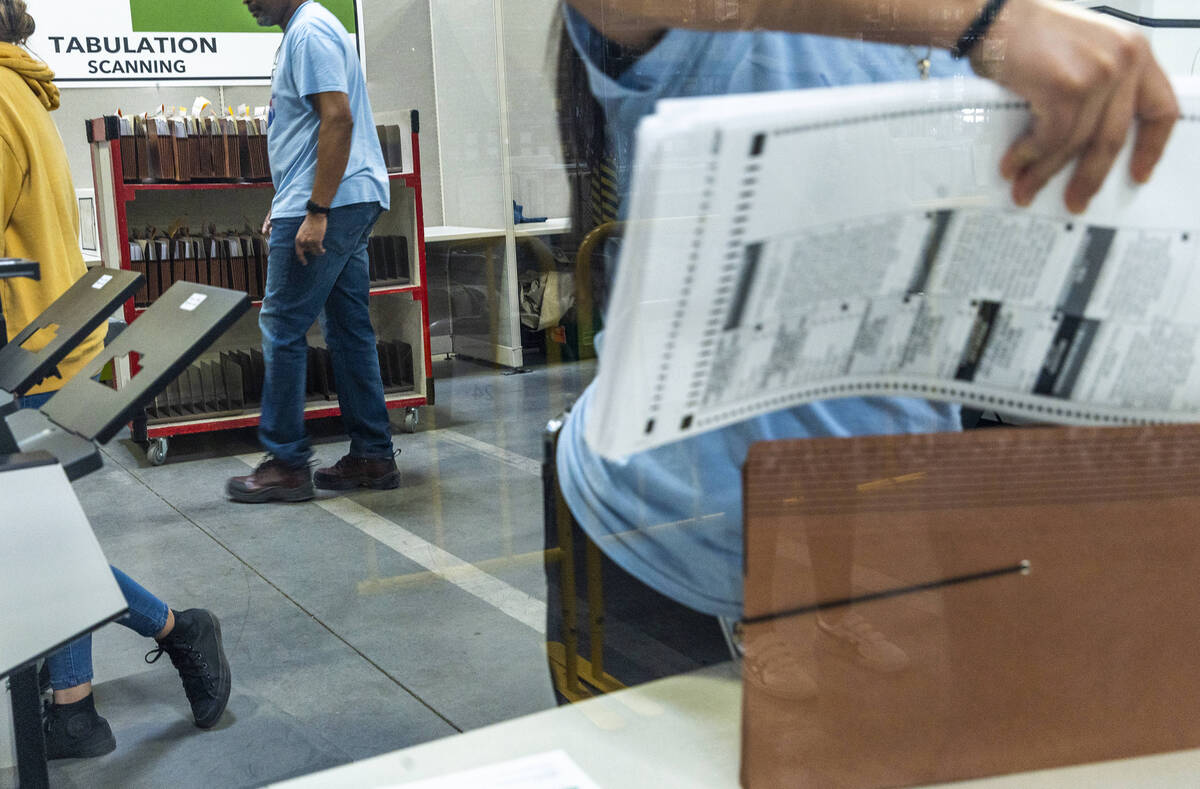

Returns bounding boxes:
[43,695,117,760]
[146,609,231,729]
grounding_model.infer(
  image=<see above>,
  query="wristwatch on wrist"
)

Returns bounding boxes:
[306,200,331,216]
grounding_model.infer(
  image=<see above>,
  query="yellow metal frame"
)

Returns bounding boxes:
[544,411,625,702]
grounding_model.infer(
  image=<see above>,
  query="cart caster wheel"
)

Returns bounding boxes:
[403,408,419,433]
[146,438,168,466]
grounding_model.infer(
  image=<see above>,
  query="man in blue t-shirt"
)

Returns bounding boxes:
[228,0,400,503]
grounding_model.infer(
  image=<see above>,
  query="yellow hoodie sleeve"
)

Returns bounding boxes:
[0,137,25,257]
[0,138,31,340]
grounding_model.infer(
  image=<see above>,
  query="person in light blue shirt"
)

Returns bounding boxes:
[557,4,970,622]
[264,1,389,219]
[555,0,1177,682]
[228,0,401,503]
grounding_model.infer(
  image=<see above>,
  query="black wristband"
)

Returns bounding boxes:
[951,0,1011,59]
[306,199,331,216]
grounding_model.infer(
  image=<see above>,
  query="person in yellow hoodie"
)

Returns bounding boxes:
[0,0,104,405]
[0,0,232,760]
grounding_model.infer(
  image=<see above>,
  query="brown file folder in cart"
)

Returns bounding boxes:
[741,425,1200,788]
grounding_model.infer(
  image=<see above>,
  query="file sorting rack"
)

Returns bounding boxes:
[87,110,434,464]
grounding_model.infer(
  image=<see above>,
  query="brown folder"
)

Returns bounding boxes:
[221,119,241,180]
[240,235,260,299]
[204,236,222,289]
[228,237,247,293]
[193,119,212,180]
[170,119,191,183]
[143,237,166,302]
[741,425,1200,788]
[148,118,175,182]
[252,234,268,298]
[129,239,149,307]
[188,237,208,286]
[236,120,253,181]
[119,117,138,183]
[134,116,152,183]
[179,236,199,283]
[209,119,228,181]
[256,118,270,179]
[154,237,173,296]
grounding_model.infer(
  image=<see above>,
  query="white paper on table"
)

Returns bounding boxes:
[389,750,602,789]
[587,76,1200,459]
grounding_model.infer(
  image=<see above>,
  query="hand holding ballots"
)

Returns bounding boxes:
[586,77,1200,459]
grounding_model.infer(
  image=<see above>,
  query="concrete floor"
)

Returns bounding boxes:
[2,356,725,788]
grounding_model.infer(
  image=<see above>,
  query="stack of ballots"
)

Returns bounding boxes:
[588,77,1200,459]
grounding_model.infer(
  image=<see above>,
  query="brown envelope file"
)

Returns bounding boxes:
[189,237,209,286]
[170,237,187,286]
[741,424,1200,788]
[227,238,247,293]
[236,120,254,180]
[129,240,149,307]
[86,117,105,143]
[178,237,199,284]
[119,119,138,183]
[206,237,226,290]
[170,119,191,183]
[188,122,202,180]
[209,120,228,181]
[144,238,167,302]
[253,119,270,179]
[240,236,260,299]
[194,119,214,180]
[222,119,241,180]
[134,117,153,183]
[148,119,175,182]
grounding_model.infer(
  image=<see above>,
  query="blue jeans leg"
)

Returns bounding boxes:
[45,566,170,691]
[258,202,384,467]
[320,210,394,459]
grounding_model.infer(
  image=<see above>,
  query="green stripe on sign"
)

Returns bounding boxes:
[129,0,357,34]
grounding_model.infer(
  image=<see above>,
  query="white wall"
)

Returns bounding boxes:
[501,0,569,221]
[429,0,507,229]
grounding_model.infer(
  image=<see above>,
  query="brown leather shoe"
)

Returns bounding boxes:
[313,454,400,491]
[226,457,314,503]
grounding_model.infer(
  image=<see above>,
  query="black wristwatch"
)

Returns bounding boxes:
[306,199,331,216]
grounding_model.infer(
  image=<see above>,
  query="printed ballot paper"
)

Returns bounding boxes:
[586,77,1200,459]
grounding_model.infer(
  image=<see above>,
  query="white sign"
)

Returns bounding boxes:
[27,0,365,88]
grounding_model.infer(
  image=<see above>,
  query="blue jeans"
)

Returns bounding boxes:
[17,390,53,409]
[46,566,170,690]
[258,202,394,468]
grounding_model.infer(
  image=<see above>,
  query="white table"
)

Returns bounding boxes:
[1,452,126,786]
[1,455,125,678]
[275,660,1200,789]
